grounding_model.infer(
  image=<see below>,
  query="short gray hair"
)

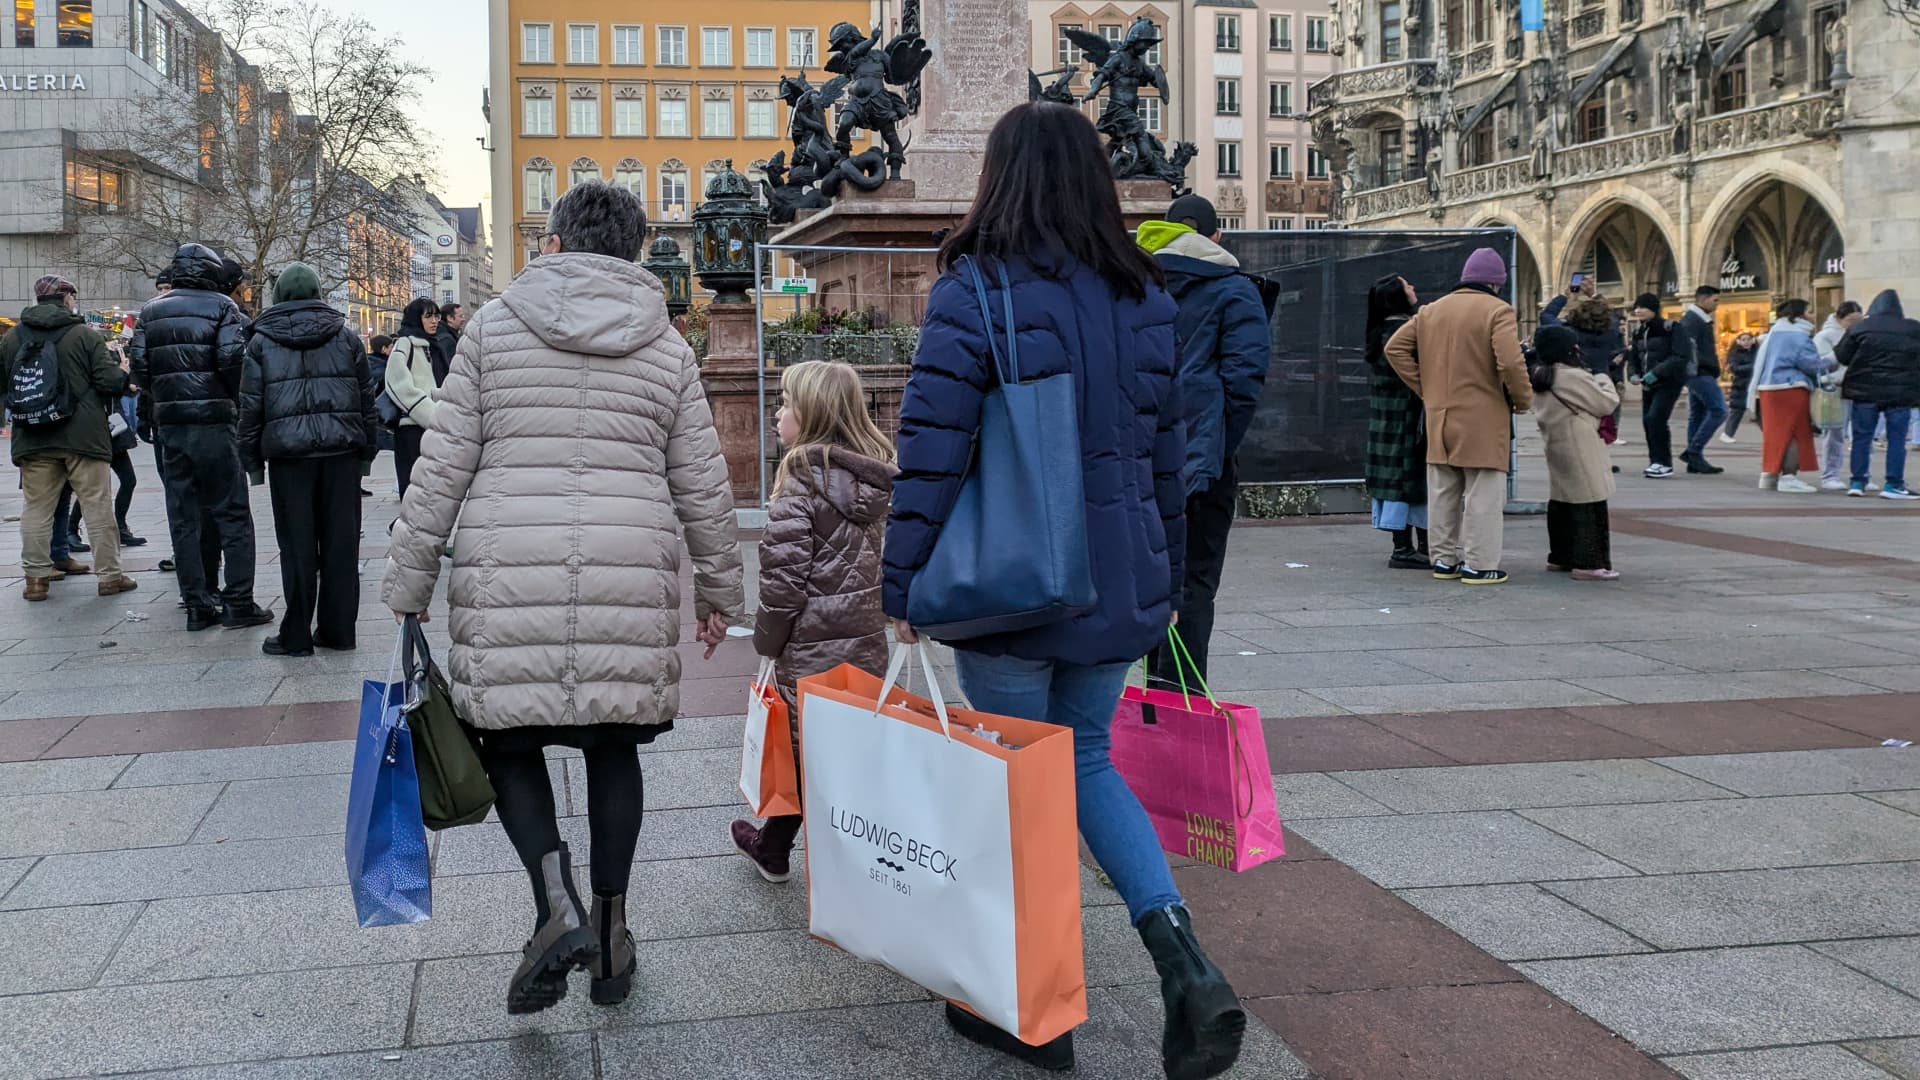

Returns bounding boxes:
[547,180,648,261]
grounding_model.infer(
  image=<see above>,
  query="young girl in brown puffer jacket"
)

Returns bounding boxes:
[730,360,895,882]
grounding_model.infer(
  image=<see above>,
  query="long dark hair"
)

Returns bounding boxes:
[1776,298,1811,323]
[397,297,441,340]
[1365,275,1415,366]
[938,103,1162,300]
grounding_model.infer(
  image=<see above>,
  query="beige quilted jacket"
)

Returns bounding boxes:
[380,252,745,731]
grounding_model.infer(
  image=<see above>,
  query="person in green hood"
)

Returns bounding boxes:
[0,275,141,600]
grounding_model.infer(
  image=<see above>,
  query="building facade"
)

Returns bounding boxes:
[1028,0,1336,228]
[1306,0,1918,339]
[0,0,248,314]
[389,178,494,317]
[487,0,872,289]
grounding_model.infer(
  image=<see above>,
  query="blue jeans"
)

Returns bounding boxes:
[951,651,1182,926]
[1851,403,1911,488]
[49,484,73,562]
[1684,376,1728,459]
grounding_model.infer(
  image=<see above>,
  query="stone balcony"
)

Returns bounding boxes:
[1306,59,1441,116]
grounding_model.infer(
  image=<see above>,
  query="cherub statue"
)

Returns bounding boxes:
[779,74,839,177]
[1068,17,1196,193]
[822,21,931,181]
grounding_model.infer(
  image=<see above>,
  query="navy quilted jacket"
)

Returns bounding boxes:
[883,254,1187,666]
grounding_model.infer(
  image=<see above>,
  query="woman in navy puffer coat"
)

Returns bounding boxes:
[883,102,1246,1080]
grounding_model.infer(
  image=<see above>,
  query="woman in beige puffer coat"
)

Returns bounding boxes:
[382,181,744,1017]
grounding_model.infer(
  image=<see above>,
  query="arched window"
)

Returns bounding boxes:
[613,157,646,198]
[700,158,728,199]
[524,157,555,213]
[658,158,689,221]
[569,156,601,188]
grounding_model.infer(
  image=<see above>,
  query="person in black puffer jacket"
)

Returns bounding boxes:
[1835,289,1920,498]
[237,263,381,655]
[130,243,271,631]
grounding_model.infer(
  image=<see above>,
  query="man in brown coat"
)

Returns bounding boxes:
[1385,247,1533,584]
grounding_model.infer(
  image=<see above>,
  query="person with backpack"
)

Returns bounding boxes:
[132,243,273,632]
[1,275,140,601]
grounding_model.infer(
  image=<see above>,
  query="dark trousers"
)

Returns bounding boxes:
[110,449,136,529]
[153,432,221,581]
[1149,462,1238,690]
[1642,383,1681,467]
[394,426,426,500]
[484,742,644,904]
[50,484,73,562]
[1546,499,1611,570]
[268,455,363,651]
[158,424,257,613]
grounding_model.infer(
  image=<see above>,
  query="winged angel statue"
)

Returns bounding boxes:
[824,21,932,181]
[1067,17,1197,194]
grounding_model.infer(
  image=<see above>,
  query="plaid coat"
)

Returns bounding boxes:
[1367,314,1426,506]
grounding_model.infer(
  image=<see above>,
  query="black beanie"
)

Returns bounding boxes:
[1634,292,1662,313]
[1533,324,1579,366]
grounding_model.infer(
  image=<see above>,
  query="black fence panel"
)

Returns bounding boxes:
[1223,227,1516,485]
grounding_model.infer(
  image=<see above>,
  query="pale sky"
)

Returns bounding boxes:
[331,0,494,220]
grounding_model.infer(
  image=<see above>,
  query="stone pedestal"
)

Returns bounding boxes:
[1117,179,1177,227]
[698,300,770,507]
[904,0,1030,202]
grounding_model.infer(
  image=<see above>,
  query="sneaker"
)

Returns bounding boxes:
[1847,483,1867,497]
[1777,476,1817,493]
[158,558,176,573]
[1571,568,1621,581]
[1718,433,1737,444]
[1431,561,1463,581]
[97,577,139,597]
[1759,473,1779,490]
[1645,464,1674,478]
[1685,456,1726,475]
[1820,478,1848,492]
[1867,482,1884,493]
[730,820,793,883]
[1460,567,1509,585]
[1880,485,1920,501]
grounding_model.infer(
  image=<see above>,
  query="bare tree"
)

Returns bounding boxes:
[76,0,433,309]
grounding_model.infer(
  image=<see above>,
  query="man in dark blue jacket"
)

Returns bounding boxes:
[1137,196,1271,683]
[132,243,272,631]
[1675,285,1727,474]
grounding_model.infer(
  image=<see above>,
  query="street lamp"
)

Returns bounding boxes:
[690,160,767,305]
[641,233,693,319]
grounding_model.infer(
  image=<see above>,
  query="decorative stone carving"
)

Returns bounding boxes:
[1571,9,1607,39]
[1553,129,1667,179]
[1466,45,1496,73]
[1444,157,1532,200]
[1692,95,1832,156]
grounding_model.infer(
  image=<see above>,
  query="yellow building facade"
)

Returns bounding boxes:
[487,0,874,286]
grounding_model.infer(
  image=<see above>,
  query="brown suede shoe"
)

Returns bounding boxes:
[98,577,140,597]
[23,578,50,602]
[53,557,92,576]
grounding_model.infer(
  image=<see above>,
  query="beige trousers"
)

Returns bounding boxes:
[1427,464,1506,571]
[19,453,122,580]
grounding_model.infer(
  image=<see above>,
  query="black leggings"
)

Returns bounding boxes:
[111,449,136,529]
[483,742,644,900]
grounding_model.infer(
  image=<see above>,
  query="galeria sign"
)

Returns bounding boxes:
[0,73,90,92]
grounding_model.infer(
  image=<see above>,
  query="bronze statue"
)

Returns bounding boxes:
[1069,17,1197,194]
[823,21,931,181]
[760,73,890,224]
[1029,66,1080,105]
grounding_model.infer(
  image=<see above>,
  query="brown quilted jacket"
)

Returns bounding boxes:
[754,446,893,697]
[381,251,745,731]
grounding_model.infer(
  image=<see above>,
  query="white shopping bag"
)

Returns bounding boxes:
[739,658,800,816]
[797,645,1086,1046]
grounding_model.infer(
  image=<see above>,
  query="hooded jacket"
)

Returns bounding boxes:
[1746,317,1826,411]
[754,447,894,696]
[1136,221,1271,495]
[1726,340,1759,401]
[236,299,380,472]
[380,251,744,732]
[1835,290,1920,408]
[1,303,128,465]
[130,244,248,426]
[884,252,1185,668]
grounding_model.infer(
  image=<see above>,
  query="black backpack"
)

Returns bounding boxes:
[5,325,79,429]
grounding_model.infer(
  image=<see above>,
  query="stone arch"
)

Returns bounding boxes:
[1557,187,1682,286]
[1693,159,1845,288]
[1469,212,1546,319]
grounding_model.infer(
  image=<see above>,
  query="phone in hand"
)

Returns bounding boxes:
[1569,272,1585,291]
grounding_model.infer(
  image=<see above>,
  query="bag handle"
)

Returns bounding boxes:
[753,656,776,693]
[400,616,435,714]
[962,256,1019,386]
[1154,628,1258,820]
[876,642,953,739]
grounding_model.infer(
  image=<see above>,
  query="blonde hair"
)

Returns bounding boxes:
[772,361,895,495]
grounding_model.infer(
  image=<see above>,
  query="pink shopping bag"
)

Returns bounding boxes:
[1109,632,1284,873]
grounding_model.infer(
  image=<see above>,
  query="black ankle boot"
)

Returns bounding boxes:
[589,892,637,1005]
[943,1003,1074,1071]
[507,844,598,1015]
[1137,905,1246,1080]
[1388,527,1430,570]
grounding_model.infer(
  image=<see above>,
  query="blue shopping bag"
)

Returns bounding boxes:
[345,673,433,927]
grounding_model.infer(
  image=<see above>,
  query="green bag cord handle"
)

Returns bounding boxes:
[1147,626,1256,822]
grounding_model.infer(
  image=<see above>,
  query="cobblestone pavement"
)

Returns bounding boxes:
[2,426,1918,1079]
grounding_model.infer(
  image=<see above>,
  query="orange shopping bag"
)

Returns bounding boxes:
[739,658,801,817]
[797,644,1087,1047]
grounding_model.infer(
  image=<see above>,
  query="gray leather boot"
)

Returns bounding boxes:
[506,844,598,1014]
[589,893,638,1005]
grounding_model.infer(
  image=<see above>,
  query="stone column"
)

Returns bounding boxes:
[1838,6,1920,298]
[699,301,769,508]
[904,0,1031,202]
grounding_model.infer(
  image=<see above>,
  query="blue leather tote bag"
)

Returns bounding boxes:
[907,257,1097,641]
